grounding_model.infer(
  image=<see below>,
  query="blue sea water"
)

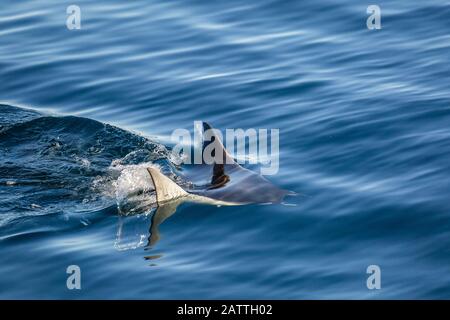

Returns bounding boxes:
[1,0,450,299]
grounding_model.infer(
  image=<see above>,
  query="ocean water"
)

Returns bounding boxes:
[1,0,450,299]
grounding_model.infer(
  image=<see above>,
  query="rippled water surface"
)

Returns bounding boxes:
[1,0,450,299]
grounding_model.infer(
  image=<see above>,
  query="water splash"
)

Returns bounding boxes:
[0,105,176,224]
[114,163,157,215]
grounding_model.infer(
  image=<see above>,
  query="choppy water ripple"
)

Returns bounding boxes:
[1,0,450,298]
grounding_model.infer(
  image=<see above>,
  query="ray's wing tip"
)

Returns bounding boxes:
[202,121,212,132]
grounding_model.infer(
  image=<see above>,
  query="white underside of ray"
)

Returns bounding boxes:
[146,167,242,207]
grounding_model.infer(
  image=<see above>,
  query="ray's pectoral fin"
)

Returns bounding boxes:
[201,121,290,204]
[208,163,230,190]
[147,167,187,203]
[202,121,235,166]
[202,121,235,189]
[145,168,187,247]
